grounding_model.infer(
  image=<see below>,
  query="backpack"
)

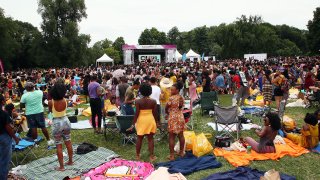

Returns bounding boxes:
[76,142,98,155]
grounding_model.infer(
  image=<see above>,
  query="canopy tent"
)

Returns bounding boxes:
[175,50,182,61]
[186,49,200,61]
[96,54,114,65]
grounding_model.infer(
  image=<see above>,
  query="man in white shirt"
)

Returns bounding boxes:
[149,77,161,122]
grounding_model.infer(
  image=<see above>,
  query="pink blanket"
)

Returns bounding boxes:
[84,158,154,180]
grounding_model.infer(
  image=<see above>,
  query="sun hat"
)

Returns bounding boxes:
[160,78,173,88]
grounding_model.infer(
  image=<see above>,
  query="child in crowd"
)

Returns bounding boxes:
[285,113,319,149]
[166,82,185,160]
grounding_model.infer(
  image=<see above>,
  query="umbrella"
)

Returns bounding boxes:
[112,69,126,79]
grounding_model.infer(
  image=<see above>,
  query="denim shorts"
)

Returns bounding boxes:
[26,112,46,128]
[52,116,71,145]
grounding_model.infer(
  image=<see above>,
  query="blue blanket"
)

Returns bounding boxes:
[203,166,295,180]
[156,153,222,175]
[313,143,320,153]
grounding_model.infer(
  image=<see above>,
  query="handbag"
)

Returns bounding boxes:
[76,142,98,154]
[214,135,231,147]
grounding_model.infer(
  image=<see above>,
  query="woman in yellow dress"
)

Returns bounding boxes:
[127,83,159,162]
[285,113,319,149]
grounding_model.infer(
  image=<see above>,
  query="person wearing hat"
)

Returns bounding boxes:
[20,82,54,145]
[160,78,173,123]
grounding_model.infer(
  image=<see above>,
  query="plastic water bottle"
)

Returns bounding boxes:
[232,94,237,106]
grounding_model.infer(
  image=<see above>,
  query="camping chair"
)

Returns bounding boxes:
[103,111,118,141]
[11,134,42,167]
[307,91,320,107]
[200,91,219,116]
[116,115,136,145]
[213,105,240,140]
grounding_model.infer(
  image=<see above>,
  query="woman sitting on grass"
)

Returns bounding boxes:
[245,112,281,153]
[48,81,73,171]
[166,82,186,160]
[285,113,319,149]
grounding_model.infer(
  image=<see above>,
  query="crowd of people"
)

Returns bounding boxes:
[1,56,320,179]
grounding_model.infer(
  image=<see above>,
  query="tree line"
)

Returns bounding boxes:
[0,0,319,70]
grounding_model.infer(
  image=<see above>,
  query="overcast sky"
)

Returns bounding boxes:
[0,0,318,45]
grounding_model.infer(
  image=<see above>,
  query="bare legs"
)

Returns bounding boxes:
[136,134,155,161]
[30,128,50,141]
[55,140,73,171]
[169,132,185,161]
[275,96,282,110]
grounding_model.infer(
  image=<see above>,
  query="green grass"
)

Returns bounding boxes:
[14,95,320,180]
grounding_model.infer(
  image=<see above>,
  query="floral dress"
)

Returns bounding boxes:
[167,95,185,134]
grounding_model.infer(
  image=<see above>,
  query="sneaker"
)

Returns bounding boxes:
[47,139,55,146]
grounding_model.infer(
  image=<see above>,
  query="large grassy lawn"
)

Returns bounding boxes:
[14,95,320,180]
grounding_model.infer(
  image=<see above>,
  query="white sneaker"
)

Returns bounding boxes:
[47,139,55,146]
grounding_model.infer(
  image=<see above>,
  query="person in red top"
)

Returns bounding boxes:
[230,71,241,94]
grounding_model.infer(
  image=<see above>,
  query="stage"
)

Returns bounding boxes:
[122,44,177,64]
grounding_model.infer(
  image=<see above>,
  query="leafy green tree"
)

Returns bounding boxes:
[307,7,320,55]
[167,26,180,45]
[112,37,125,63]
[138,27,167,45]
[105,47,120,64]
[38,0,89,67]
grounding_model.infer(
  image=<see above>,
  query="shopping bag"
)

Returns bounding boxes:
[192,133,213,157]
[184,131,196,151]
[174,141,186,153]
[260,169,280,180]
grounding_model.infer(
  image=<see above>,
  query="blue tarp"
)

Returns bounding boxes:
[156,153,222,175]
[203,166,296,180]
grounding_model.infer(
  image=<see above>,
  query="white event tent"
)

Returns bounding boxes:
[186,49,200,61]
[175,50,182,61]
[96,54,114,66]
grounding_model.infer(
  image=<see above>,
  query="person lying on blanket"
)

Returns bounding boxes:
[284,113,319,149]
[245,112,281,153]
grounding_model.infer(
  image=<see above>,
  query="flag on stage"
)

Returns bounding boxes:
[182,53,187,62]
[0,59,4,73]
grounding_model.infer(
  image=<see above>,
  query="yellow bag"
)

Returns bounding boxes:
[82,107,92,117]
[283,115,296,131]
[184,131,196,151]
[256,95,264,102]
[192,133,213,157]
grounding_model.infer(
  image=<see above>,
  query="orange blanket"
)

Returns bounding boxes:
[214,138,309,167]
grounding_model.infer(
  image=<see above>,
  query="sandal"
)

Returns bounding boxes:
[150,156,157,162]
[167,155,175,161]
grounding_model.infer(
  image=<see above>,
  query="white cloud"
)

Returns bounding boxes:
[0,0,318,45]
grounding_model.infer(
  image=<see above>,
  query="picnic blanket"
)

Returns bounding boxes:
[84,158,154,180]
[207,122,260,132]
[286,99,306,108]
[203,166,296,180]
[21,146,118,180]
[241,106,266,114]
[214,138,309,167]
[70,120,92,129]
[156,153,222,175]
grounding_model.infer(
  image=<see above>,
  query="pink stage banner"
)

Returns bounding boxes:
[122,44,176,50]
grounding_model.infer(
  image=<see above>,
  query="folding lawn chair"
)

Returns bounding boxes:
[11,134,42,167]
[103,111,118,141]
[200,91,219,116]
[213,105,240,140]
[116,115,136,145]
